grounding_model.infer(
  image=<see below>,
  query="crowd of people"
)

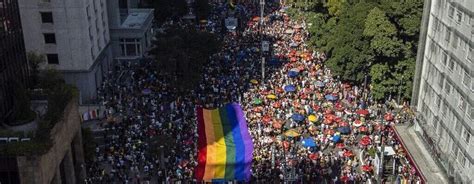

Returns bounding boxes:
[85,1,423,183]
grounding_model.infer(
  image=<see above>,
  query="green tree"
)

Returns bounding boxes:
[10,79,36,125]
[27,52,46,88]
[364,7,402,58]
[150,26,221,90]
[145,0,187,23]
[325,0,345,17]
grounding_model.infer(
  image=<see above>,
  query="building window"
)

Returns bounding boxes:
[40,12,53,23]
[457,151,466,167]
[445,29,451,43]
[454,118,461,133]
[120,38,141,57]
[444,80,451,94]
[463,71,471,87]
[469,105,474,119]
[448,5,454,18]
[463,129,471,144]
[432,18,439,32]
[441,51,448,65]
[458,96,467,111]
[468,46,473,62]
[456,10,463,23]
[43,33,56,44]
[448,59,455,71]
[452,34,458,48]
[46,54,59,64]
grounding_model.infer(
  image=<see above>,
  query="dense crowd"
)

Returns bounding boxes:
[85,1,422,183]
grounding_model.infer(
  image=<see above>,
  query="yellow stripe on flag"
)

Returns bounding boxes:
[212,109,227,178]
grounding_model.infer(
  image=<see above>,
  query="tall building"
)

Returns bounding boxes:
[412,0,473,183]
[0,0,30,122]
[107,0,153,62]
[18,0,113,104]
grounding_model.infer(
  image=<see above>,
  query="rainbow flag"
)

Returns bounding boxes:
[195,103,253,182]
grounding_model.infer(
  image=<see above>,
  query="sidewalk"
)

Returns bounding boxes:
[394,125,448,184]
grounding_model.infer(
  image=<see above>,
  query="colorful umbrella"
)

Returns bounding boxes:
[339,121,349,127]
[324,129,335,135]
[284,129,300,137]
[361,165,373,172]
[288,71,298,78]
[359,126,368,132]
[309,153,319,160]
[266,94,277,99]
[292,113,304,122]
[250,79,258,84]
[353,120,363,127]
[332,135,341,142]
[308,115,317,122]
[325,94,338,101]
[336,143,345,149]
[356,109,369,116]
[337,126,351,134]
[284,85,296,92]
[253,98,262,105]
[302,138,317,148]
[343,150,354,158]
[272,121,282,129]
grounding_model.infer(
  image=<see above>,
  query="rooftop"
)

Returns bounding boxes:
[120,9,153,29]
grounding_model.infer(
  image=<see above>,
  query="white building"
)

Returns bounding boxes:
[107,0,153,62]
[412,0,473,183]
[18,0,113,104]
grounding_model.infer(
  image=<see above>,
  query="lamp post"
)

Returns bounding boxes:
[260,0,266,84]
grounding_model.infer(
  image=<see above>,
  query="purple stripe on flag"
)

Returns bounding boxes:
[232,103,253,181]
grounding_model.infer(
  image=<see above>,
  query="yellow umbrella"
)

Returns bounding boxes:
[266,94,277,99]
[308,115,317,122]
[284,129,300,137]
[250,79,258,84]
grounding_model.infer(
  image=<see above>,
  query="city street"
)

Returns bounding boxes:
[85,1,424,183]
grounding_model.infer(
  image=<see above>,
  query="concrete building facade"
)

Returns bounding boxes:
[107,0,153,62]
[18,0,113,104]
[412,0,473,183]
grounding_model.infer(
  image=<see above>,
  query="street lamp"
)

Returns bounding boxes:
[260,0,266,84]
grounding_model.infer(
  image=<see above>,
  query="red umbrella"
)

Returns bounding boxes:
[343,150,354,158]
[359,126,368,132]
[340,175,349,182]
[339,121,349,127]
[353,119,363,127]
[272,102,281,108]
[272,121,282,129]
[374,123,385,131]
[356,109,369,116]
[309,153,319,160]
[335,117,342,123]
[336,143,345,149]
[262,115,271,123]
[359,137,371,146]
[324,129,335,135]
[290,57,297,62]
[335,103,344,111]
[312,105,320,112]
[361,164,373,172]
[323,118,333,125]
[282,141,290,150]
[252,16,260,22]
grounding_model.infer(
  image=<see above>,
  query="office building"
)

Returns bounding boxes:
[0,0,30,123]
[412,0,473,183]
[18,0,113,104]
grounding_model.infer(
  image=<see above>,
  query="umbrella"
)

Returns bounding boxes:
[266,94,277,99]
[359,126,368,132]
[308,125,317,132]
[340,175,349,182]
[253,98,262,105]
[308,115,317,122]
[353,120,363,127]
[324,129,335,135]
[288,71,298,78]
[284,85,296,92]
[269,58,281,66]
[282,140,290,149]
[336,143,345,149]
[272,102,281,108]
[343,150,354,158]
[290,42,299,47]
[290,57,297,62]
[325,94,338,101]
[250,79,258,84]
[290,68,300,72]
[272,121,282,129]
[337,126,351,134]
[142,88,152,95]
[301,138,317,148]
[361,165,373,172]
[338,121,349,127]
[262,116,271,123]
[292,113,304,122]
[323,118,333,125]
[252,16,260,21]
[359,136,371,146]
[284,129,300,137]
[315,81,325,87]
[309,153,319,160]
[356,109,370,116]
[332,135,341,142]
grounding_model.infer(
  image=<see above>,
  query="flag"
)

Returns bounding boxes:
[195,103,253,182]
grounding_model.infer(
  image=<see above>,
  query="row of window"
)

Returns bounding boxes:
[431,15,473,63]
[447,3,474,26]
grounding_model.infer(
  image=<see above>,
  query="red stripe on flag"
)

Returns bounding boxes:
[195,107,207,180]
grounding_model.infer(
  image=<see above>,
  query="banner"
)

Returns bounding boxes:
[195,103,253,182]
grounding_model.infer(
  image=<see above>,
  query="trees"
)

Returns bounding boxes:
[27,51,46,88]
[289,0,422,102]
[149,25,221,90]
[145,0,187,23]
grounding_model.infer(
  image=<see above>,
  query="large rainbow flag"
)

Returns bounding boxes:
[195,103,253,182]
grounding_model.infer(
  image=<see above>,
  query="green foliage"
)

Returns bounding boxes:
[290,0,421,102]
[145,0,187,23]
[9,79,36,125]
[0,69,76,156]
[27,52,46,88]
[150,26,221,90]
